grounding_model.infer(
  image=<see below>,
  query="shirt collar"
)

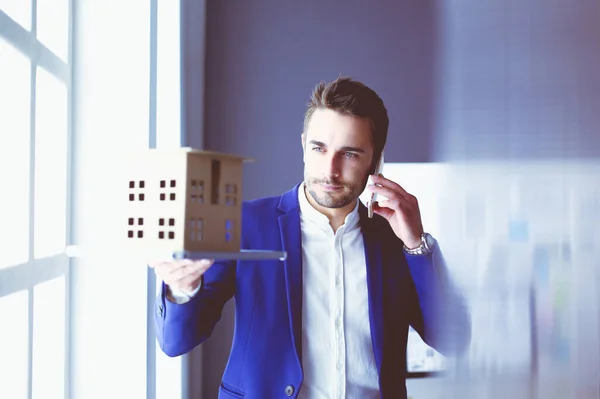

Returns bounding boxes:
[297,181,361,232]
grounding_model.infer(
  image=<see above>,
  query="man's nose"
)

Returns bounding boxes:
[324,153,341,177]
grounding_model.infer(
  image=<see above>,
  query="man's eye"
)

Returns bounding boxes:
[344,152,358,158]
[312,147,324,152]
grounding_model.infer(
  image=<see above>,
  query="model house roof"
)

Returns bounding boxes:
[146,147,255,162]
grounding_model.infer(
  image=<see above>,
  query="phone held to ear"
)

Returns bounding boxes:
[367,152,384,219]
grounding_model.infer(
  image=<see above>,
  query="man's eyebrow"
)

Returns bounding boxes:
[339,146,365,154]
[308,140,365,154]
[308,140,327,147]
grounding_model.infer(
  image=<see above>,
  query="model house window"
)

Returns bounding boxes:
[127,217,144,238]
[211,159,221,204]
[158,218,176,239]
[190,179,205,204]
[189,218,204,241]
[129,180,146,201]
[225,219,234,241]
[225,184,237,206]
[159,179,176,201]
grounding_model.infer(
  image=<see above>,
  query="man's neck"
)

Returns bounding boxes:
[303,185,356,232]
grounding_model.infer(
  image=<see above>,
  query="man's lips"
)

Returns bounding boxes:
[319,183,344,191]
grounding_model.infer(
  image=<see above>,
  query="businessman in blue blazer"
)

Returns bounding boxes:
[151,77,471,399]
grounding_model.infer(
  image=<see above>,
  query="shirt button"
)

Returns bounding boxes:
[337,361,343,370]
[336,318,341,327]
[285,385,294,396]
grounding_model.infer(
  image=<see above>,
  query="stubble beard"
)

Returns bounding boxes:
[304,173,368,209]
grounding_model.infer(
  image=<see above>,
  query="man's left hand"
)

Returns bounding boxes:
[367,174,424,249]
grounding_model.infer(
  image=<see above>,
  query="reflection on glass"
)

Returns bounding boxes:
[0,0,32,30]
[32,276,65,399]
[407,327,446,373]
[34,66,68,259]
[0,38,31,269]
[36,0,69,62]
[384,162,600,395]
[0,289,29,399]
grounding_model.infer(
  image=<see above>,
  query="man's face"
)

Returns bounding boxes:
[302,108,375,209]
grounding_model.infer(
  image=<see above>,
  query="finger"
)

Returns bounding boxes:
[372,202,394,219]
[367,184,414,205]
[164,259,213,281]
[172,273,203,292]
[153,258,193,277]
[370,175,413,200]
[377,198,413,213]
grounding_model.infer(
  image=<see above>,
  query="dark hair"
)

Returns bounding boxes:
[303,76,389,171]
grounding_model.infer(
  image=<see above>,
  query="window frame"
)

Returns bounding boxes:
[0,1,74,398]
[2,1,189,398]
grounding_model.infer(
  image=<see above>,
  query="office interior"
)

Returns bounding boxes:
[1,1,599,398]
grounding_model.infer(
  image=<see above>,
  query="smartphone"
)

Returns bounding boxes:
[367,152,384,218]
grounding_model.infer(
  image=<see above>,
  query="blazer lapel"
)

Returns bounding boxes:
[277,184,304,367]
[359,204,385,374]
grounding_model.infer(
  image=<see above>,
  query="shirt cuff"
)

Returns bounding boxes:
[166,281,202,304]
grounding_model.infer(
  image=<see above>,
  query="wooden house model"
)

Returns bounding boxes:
[121,147,252,253]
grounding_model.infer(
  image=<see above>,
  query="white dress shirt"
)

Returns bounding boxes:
[297,183,379,399]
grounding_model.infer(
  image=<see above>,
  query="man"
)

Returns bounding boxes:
[150,77,471,399]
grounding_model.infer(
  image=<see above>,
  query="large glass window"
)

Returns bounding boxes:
[0,0,31,30]
[0,38,31,270]
[0,289,29,399]
[34,66,68,259]
[32,276,66,399]
[36,0,69,62]
[3,2,188,398]
[0,2,71,399]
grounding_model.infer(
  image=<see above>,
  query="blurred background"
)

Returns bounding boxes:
[1,0,598,398]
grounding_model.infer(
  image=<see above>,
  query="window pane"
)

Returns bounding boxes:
[32,275,65,399]
[156,0,181,149]
[0,38,31,269]
[0,0,32,30]
[0,289,29,399]
[34,66,68,259]
[36,0,69,62]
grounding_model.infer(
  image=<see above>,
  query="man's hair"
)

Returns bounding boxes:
[303,76,389,171]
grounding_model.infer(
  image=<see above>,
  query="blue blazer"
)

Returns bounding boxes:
[155,183,471,399]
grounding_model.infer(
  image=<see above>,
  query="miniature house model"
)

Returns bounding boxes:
[122,148,252,253]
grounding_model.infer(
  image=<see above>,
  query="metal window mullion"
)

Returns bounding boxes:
[65,0,75,396]
[146,1,158,399]
[27,1,38,397]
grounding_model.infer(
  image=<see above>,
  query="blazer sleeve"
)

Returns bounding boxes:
[154,259,236,357]
[405,241,472,356]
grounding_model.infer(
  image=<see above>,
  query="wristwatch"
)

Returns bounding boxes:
[403,232,435,255]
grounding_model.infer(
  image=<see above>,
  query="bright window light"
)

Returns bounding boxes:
[32,275,66,399]
[36,0,69,62]
[33,66,68,259]
[0,289,29,399]
[0,0,32,30]
[156,0,181,150]
[0,38,31,269]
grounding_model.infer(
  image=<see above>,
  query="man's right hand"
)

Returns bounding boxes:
[148,258,214,294]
